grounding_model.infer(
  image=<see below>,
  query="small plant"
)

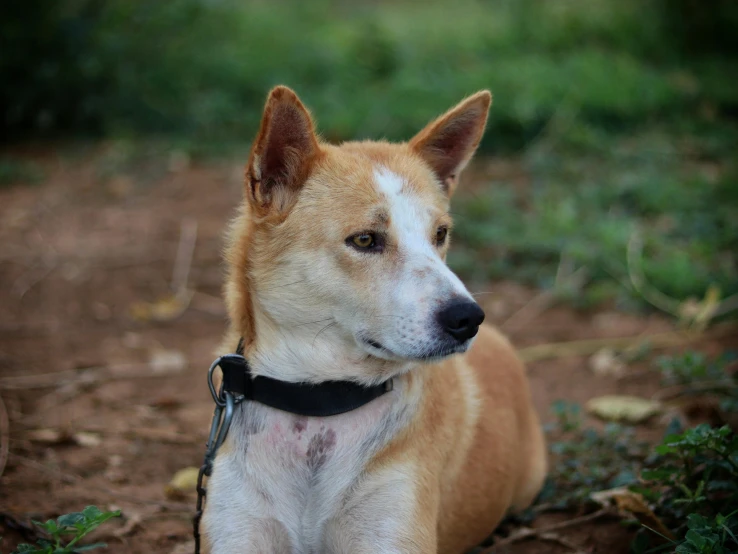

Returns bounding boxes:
[544,401,649,507]
[10,506,120,554]
[657,351,738,413]
[633,425,738,552]
[542,399,738,552]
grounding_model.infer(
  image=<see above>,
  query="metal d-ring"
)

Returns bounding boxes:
[203,391,238,467]
[214,392,236,452]
[207,356,226,407]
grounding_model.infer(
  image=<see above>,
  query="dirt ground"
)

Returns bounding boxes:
[0,147,734,553]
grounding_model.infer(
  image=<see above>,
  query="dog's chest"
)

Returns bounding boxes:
[209,394,407,552]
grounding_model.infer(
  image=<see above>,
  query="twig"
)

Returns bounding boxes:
[0,360,187,391]
[517,322,737,363]
[0,394,9,478]
[482,508,612,552]
[652,381,738,401]
[502,266,588,332]
[171,218,198,295]
[537,532,589,553]
[10,453,191,512]
[626,230,738,323]
[714,292,738,317]
[626,230,681,317]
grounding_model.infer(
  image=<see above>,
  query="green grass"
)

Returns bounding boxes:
[449,121,738,309]
[542,352,738,552]
[3,0,737,312]
[4,0,738,147]
[9,506,120,554]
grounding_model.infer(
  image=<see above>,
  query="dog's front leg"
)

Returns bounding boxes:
[323,464,439,554]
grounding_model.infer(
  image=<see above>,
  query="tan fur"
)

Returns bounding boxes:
[204,86,546,553]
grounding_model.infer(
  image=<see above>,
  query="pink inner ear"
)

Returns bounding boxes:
[411,95,489,189]
[423,116,479,180]
[262,103,316,186]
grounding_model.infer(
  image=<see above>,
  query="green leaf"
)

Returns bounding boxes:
[73,543,108,552]
[57,513,85,529]
[642,468,675,481]
[33,519,59,535]
[685,529,707,549]
[81,506,103,520]
[12,545,43,554]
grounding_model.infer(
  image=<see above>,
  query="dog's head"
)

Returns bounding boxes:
[225,87,490,383]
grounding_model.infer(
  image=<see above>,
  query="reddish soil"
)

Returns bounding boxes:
[0,148,734,553]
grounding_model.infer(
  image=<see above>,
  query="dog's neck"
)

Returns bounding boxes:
[234,303,416,387]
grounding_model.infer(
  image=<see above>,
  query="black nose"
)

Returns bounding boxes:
[437,300,485,342]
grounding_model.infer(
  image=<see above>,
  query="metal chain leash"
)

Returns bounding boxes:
[193,356,245,554]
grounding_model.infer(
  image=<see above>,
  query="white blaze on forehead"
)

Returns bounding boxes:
[373,166,472,300]
[373,167,433,255]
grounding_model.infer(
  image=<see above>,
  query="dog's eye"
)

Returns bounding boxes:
[347,232,383,252]
[435,226,448,246]
[353,234,374,248]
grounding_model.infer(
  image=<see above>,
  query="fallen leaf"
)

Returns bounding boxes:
[73,431,102,447]
[28,428,74,445]
[130,291,192,323]
[586,395,662,423]
[28,429,102,447]
[592,487,675,540]
[149,349,187,374]
[588,348,626,378]
[165,466,200,499]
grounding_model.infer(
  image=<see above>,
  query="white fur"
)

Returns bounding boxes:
[243,168,474,387]
[202,380,421,553]
[204,168,476,552]
[369,167,474,359]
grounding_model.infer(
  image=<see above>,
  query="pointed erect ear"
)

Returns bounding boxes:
[409,91,491,196]
[246,86,320,214]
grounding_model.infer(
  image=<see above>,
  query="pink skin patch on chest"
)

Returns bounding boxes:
[253,393,394,464]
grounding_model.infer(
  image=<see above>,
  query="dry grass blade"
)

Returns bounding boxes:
[517,322,737,363]
[627,230,681,317]
[502,266,588,332]
[483,508,612,552]
[171,218,198,294]
[0,394,9,478]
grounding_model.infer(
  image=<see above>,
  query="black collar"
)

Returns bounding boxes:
[212,339,393,417]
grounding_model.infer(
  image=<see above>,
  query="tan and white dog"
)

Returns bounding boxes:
[201,86,546,553]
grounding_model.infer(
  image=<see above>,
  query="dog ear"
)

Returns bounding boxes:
[409,91,491,196]
[246,86,320,214]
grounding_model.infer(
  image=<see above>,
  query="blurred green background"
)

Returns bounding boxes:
[2,0,737,313]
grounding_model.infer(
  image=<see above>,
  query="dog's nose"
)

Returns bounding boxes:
[437,300,485,342]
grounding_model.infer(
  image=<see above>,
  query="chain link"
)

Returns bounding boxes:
[193,357,244,554]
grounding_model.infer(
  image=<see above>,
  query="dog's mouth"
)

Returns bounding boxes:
[361,337,394,357]
[364,338,385,350]
[360,336,466,362]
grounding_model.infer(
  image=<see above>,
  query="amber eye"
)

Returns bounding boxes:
[347,232,384,252]
[353,233,375,248]
[435,226,448,245]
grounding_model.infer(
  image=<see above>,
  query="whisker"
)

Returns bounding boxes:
[259,279,308,293]
[293,317,335,327]
[312,322,338,347]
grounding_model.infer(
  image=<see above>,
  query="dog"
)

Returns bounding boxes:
[200,86,546,553]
